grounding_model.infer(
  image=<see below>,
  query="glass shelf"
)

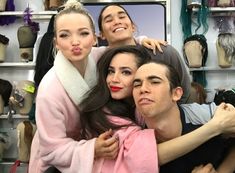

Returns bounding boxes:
[189,66,235,71]
[0,11,57,20]
[0,62,35,69]
[192,7,235,12]
[0,114,29,119]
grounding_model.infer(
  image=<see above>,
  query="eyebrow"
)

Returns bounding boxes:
[58,27,90,32]
[133,75,163,83]
[103,11,127,21]
[109,66,133,71]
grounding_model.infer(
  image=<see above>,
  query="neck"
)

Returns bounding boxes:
[109,38,136,48]
[72,58,88,77]
[145,105,182,143]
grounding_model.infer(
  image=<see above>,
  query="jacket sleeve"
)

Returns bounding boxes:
[35,86,95,173]
[97,117,158,173]
[116,127,159,173]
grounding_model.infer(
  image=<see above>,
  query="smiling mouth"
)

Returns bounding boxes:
[113,27,125,33]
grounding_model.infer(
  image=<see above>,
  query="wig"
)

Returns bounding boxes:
[183,34,208,87]
[180,0,209,40]
[217,32,235,63]
[0,0,16,26]
[34,15,55,88]
[0,79,12,106]
[183,34,208,67]
[214,89,235,106]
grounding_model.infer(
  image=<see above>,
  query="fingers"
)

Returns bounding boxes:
[192,163,217,173]
[102,138,119,159]
[99,129,113,140]
[95,130,119,159]
[142,38,168,54]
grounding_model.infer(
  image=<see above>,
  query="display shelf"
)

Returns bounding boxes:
[0,62,35,69]
[192,7,235,12]
[209,7,235,12]
[189,66,235,71]
[0,158,28,165]
[0,11,57,19]
[0,114,29,119]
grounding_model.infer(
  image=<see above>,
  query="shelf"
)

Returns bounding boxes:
[0,158,28,165]
[192,7,235,12]
[208,7,235,12]
[0,62,35,69]
[189,66,235,71]
[0,11,57,20]
[0,114,29,119]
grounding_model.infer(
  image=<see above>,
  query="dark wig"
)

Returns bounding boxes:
[34,15,55,88]
[0,79,12,106]
[79,45,151,139]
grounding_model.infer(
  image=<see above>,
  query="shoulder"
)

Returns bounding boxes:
[37,68,66,99]
[181,102,217,124]
[90,46,107,62]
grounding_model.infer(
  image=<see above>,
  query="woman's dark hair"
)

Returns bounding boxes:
[79,45,151,139]
[98,4,136,33]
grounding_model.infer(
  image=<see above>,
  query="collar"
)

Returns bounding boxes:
[54,51,97,105]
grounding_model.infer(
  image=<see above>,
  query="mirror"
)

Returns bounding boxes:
[83,1,166,45]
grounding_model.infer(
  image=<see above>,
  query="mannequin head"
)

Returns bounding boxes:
[216,32,235,68]
[0,132,11,161]
[217,0,234,7]
[16,121,36,162]
[183,34,208,68]
[187,0,202,9]
[9,80,35,115]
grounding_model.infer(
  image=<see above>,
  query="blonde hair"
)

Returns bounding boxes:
[54,0,96,34]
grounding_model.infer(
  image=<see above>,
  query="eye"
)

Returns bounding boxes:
[107,68,114,74]
[122,70,132,75]
[151,80,160,85]
[80,31,90,37]
[133,82,141,88]
[104,17,112,23]
[119,13,127,19]
[59,33,69,38]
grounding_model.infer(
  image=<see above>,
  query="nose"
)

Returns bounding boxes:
[113,16,121,25]
[72,35,80,45]
[111,72,120,83]
[140,81,150,94]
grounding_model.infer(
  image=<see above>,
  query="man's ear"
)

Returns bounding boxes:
[172,87,183,102]
[132,24,137,33]
[99,32,106,40]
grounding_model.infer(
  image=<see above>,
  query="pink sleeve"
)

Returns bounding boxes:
[36,97,96,173]
[115,127,159,173]
[96,117,159,173]
[29,78,96,173]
